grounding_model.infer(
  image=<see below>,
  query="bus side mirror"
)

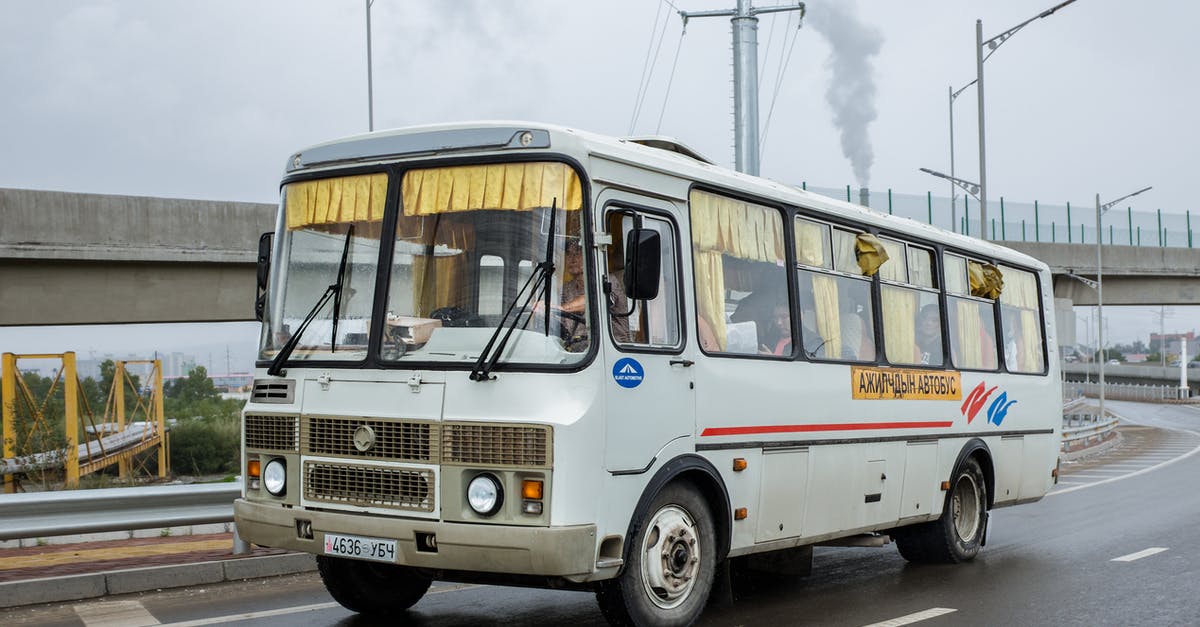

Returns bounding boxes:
[255,232,273,321]
[623,228,660,300]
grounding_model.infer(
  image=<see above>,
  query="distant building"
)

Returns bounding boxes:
[1150,332,1197,359]
[1125,353,1149,363]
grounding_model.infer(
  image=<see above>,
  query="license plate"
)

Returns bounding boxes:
[323,533,397,563]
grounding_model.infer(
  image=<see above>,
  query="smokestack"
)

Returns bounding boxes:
[859,186,870,209]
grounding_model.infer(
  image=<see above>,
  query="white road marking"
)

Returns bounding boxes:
[75,600,160,627]
[861,607,957,626]
[156,584,479,627]
[1112,547,1169,562]
[1049,410,1200,496]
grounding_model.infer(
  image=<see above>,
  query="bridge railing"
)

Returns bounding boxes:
[1067,381,1189,403]
[804,184,1194,248]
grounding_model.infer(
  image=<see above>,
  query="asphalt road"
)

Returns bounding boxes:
[5,401,1199,627]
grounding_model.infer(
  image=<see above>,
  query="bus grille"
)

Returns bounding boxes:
[442,423,551,467]
[303,461,435,512]
[304,416,436,462]
[244,415,299,452]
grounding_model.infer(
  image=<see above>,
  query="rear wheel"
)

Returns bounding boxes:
[596,482,717,627]
[316,555,431,615]
[894,456,988,564]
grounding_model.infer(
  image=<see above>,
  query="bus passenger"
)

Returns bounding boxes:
[915,304,942,365]
[759,302,792,356]
[840,290,874,361]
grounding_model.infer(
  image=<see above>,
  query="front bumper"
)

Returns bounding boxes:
[234,499,598,577]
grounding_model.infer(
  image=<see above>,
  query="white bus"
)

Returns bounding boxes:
[235,122,1060,626]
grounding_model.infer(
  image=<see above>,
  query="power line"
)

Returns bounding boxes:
[629,1,666,135]
[759,12,803,157]
[630,1,679,135]
[656,21,688,134]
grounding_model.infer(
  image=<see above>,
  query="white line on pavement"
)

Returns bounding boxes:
[156,584,479,626]
[75,600,160,627]
[1112,547,1169,562]
[1049,410,1200,496]
[861,607,957,627]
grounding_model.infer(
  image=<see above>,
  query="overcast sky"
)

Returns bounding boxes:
[1,0,1196,355]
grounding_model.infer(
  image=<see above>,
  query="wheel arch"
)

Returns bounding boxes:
[623,454,732,565]
[952,438,995,509]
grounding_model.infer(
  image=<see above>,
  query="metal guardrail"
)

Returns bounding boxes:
[0,482,240,541]
[1065,381,1189,403]
[0,401,1117,542]
[1062,417,1121,445]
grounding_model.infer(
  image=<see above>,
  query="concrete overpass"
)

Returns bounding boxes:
[4,187,1200,326]
[1062,362,1200,394]
[1,188,273,325]
[1004,242,1200,306]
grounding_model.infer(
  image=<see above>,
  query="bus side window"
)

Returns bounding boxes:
[690,190,788,356]
[999,265,1046,373]
[945,253,1000,370]
[607,210,680,349]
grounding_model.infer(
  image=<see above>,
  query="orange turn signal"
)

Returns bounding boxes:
[248,459,261,478]
[522,480,544,500]
[940,480,950,491]
[734,507,748,520]
[732,458,748,472]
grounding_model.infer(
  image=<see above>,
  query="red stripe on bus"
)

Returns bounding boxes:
[700,421,955,437]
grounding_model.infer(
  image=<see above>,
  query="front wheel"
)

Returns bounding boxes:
[316,555,431,615]
[596,482,717,627]
[894,456,988,564]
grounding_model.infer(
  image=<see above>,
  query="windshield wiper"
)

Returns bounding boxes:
[267,226,355,376]
[470,200,558,381]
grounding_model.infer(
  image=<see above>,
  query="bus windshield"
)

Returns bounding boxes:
[259,162,590,368]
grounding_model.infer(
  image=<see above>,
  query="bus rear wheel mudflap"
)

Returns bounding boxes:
[893,455,989,564]
[317,555,432,615]
[595,481,717,627]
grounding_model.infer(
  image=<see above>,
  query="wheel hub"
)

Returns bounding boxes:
[641,505,701,610]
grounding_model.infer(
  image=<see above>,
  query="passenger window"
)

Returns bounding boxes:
[795,218,832,269]
[945,253,1000,370]
[877,238,907,283]
[1000,266,1045,373]
[607,210,680,349]
[691,191,789,356]
[880,242,942,367]
[794,216,876,362]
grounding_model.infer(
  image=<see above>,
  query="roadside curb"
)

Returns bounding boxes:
[0,552,316,609]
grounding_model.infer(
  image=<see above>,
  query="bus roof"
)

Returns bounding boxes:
[287,121,1049,273]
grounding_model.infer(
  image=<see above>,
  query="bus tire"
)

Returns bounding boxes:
[596,482,717,627]
[316,555,431,615]
[894,456,987,564]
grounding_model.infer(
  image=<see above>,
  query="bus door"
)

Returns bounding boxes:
[599,198,692,473]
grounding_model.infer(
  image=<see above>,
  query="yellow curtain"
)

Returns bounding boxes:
[795,219,828,267]
[693,251,727,349]
[882,286,918,364]
[812,274,841,358]
[955,299,984,368]
[1019,310,1043,371]
[855,233,890,277]
[968,261,1004,299]
[411,255,466,315]
[689,190,785,263]
[286,173,388,229]
[401,162,582,216]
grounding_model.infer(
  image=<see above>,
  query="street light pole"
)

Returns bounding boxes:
[366,0,375,132]
[1096,185,1152,423]
[948,80,976,234]
[972,0,1078,240]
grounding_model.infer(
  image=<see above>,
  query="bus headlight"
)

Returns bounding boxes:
[467,474,503,516]
[263,459,287,496]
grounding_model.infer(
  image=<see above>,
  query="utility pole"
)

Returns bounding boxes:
[678,0,805,176]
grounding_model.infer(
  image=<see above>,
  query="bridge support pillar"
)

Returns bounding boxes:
[1054,298,1075,357]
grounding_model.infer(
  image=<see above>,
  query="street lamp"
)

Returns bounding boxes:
[366,0,376,131]
[948,80,976,234]
[1096,185,1152,423]
[972,0,1078,240]
[919,168,978,233]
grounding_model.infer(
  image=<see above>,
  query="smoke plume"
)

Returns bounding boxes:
[807,2,883,187]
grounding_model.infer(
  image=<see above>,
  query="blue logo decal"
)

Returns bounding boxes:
[613,358,645,389]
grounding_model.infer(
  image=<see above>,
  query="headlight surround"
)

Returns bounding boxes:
[263,459,287,496]
[467,473,503,516]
